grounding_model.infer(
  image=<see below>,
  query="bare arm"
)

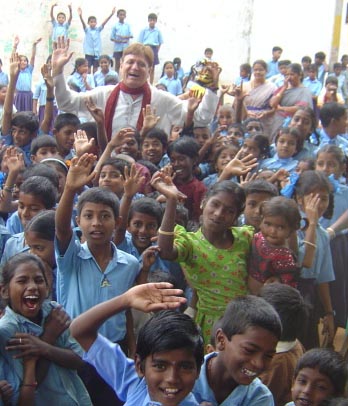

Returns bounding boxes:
[101,7,116,28]
[317,282,335,346]
[85,97,107,153]
[301,193,320,268]
[40,63,54,134]
[2,53,20,136]
[30,38,42,67]
[67,3,72,25]
[50,3,57,22]
[77,7,86,30]
[327,210,348,238]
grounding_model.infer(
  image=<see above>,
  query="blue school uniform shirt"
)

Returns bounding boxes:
[317,128,348,156]
[55,234,139,342]
[158,153,170,169]
[52,21,70,41]
[0,224,11,259]
[293,140,317,160]
[266,60,279,79]
[16,66,33,91]
[192,352,274,406]
[83,334,199,406]
[0,134,33,166]
[0,71,9,86]
[138,27,163,46]
[110,22,133,52]
[94,69,119,87]
[1,232,26,264]
[234,76,250,86]
[0,301,91,406]
[260,154,298,173]
[67,72,95,93]
[303,77,322,97]
[158,76,183,96]
[319,185,348,234]
[5,211,22,235]
[83,26,103,57]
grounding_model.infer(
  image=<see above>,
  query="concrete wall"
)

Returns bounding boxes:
[0,0,344,86]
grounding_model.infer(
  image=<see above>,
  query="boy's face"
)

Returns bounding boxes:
[291,367,334,406]
[148,18,157,28]
[76,202,119,246]
[12,126,35,148]
[272,50,282,61]
[54,125,77,156]
[244,192,273,231]
[308,69,317,80]
[57,13,66,24]
[279,64,288,75]
[18,192,47,227]
[216,326,277,385]
[127,212,158,252]
[141,138,165,165]
[118,11,126,22]
[99,165,125,198]
[88,18,97,28]
[31,146,58,163]
[193,128,210,148]
[334,66,342,76]
[135,348,199,406]
[204,50,213,60]
[114,134,139,159]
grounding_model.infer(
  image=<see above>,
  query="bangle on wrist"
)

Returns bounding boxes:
[325,310,335,317]
[21,382,37,388]
[303,240,316,248]
[327,227,336,238]
[3,185,15,193]
[158,228,175,236]
[46,97,54,102]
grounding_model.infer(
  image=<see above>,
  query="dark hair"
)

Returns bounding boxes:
[30,134,58,155]
[333,62,342,70]
[11,112,39,134]
[57,12,66,18]
[23,163,60,190]
[260,283,308,341]
[275,126,301,155]
[71,57,88,75]
[294,348,347,396]
[136,310,204,371]
[245,133,270,158]
[20,176,58,209]
[243,117,264,134]
[99,54,113,67]
[122,43,154,68]
[204,180,246,217]
[325,76,339,86]
[261,196,301,230]
[319,102,346,128]
[240,63,252,76]
[77,187,120,219]
[1,252,48,288]
[41,157,69,175]
[278,60,291,67]
[143,128,168,149]
[148,13,157,20]
[272,46,283,53]
[24,210,55,241]
[220,295,282,341]
[117,9,126,16]
[209,317,223,347]
[128,197,163,226]
[137,159,159,177]
[173,57,181,66]
[252,59,267,71]
[243,179,278,197]
[100,158,131,177]
[147,269,177,286]
[298,157,316,170]
[315,51,326,61]
[79,122,98,146]
[328,398,348,406]
[204,48,213,54]
[301,56,312,64]
[87,16,97,23]
[167,136,200,160]
[288,63,304,81]
[317,144,346,167]
[104,74,118,85]
[308,63,318,73]
[54,113,80,132]
[161,61,177,79]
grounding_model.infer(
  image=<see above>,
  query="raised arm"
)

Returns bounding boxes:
[2,53,20,136]
[77,7,86,30]
[50,3,57,22]
[70,282,186,351]
[301,193,319,268]
[55,153,96,253]
[40,63,54,134]
[30,38,42,67]
[85,97,107,152]
[101,7,116,28]
[67,3,72,25]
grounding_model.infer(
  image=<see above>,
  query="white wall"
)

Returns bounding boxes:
[0,0,345,86]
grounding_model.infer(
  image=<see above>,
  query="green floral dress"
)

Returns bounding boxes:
[174,224,253,344]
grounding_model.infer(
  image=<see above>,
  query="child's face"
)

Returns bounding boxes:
[240,68,249,78]
[272,50,282,61]
[170,151,195,183]
[334,66,342,76]
[202,191,239,232]
[276,133,297,158]
[246,121,262,135]
[218,109,234,127]
[19,56,28,70]
[25,231,55,269]
[308,69,317,80]
[332,112,348,136]
[298,188,330,218]
[11,126,35,148]
[31,146,58,163]
[260,215,292,246]
[99,165,125,198]
[316,152,343,180]
[216,326,277,385]
[291,367,335,406]
[148,18,157,28]
[57,13,66,24]
[193,128,210,148]
[136,348,199,406]
[99,58,110,72]
[244,193,273,231]
[118,11,126,22]
[0,86,7,104]
[215,149,237,174]
[279,65,288,75]
[77,62,89,75]
[295,161,311,174]
[127,212,158,253]
[240,138,261,159]
[54,125,77,156]
[290,110,313,140]
[164,63,175,78]
[18,193,47,227]
[141,138,165,165]
[76,202,118,246]
[88,18,97,28]
[2,262,48,322]
[204,50,213,60]
[114,135,139,159]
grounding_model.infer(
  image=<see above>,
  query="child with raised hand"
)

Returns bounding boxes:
[50,3,72,44]
[77,7,116,74]
[70,283,202,406]
[192,295,281,405]
[248,195,319,295]
[0,252,91,405]
[153,172,254,345]
[11,36,42,112]
[286,348,347,406]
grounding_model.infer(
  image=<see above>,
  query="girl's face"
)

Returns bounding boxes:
[202,191,240,232]
[287,68,301,87]
[240,68,249,79]
[19,56,28,70]
[316,152,343,180]
[299,188,330,218]
[2,262,48,322]
[18,192,46,227]
[0,86,7,104]
[25,231,55,269]
[290,110,313,140]
[276,133,297,158]
[170,151,195,183]
[241,138,261,159]
[77,62,89,75]
[99,58,110,73]
[253,63,267,81]
[164,63,175,78]
[260,215,292,246]
[215,149,237,174]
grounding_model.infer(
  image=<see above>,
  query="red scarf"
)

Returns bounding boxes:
[104,82,152,140]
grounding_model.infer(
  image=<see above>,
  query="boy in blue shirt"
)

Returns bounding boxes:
[50,3,72,43]
[110,9,133,74]
[77,6,116,74]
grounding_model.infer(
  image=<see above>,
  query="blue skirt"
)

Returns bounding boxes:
[14,90,33,112]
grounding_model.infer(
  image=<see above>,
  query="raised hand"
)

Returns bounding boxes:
[74,129,95,156]
[187,94,202,114]
[13,35,20,48]
[141,105,160,135]
[51,36,74,76]
[109,127,135,150]
[304,193,320,226]
[151,169,186,202]
[85,97,105,125]
[123,163,145,198]
[141,246,161,271]
[9,53,20,77]
[43,304,71,342]
[5,147,25,174]
[219,149,258,179]
[41,63,53,90]
[33,38,42,46]
[65,153,97,191]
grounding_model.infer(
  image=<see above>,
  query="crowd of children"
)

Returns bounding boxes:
[0,4,348,406]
